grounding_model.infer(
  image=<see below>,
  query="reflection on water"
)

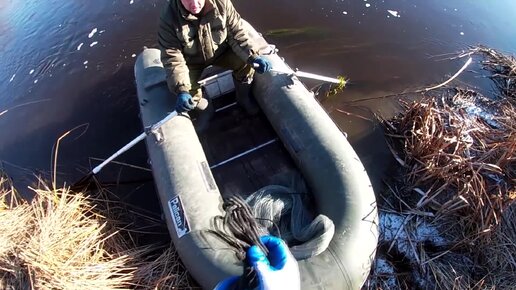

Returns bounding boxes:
[0,0,515,198]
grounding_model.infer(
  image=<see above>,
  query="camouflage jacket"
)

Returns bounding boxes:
[158,0,259,93]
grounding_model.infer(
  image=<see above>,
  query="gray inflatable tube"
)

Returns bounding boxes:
[134,33,378,290]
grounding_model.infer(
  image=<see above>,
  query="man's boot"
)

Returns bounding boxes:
[234,79,260,115]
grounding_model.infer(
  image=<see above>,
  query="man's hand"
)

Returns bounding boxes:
[252,57,272,74]
[175,92,195,113]
[247,236,300,290]
[214,236,300,290]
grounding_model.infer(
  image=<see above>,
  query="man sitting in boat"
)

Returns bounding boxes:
[158,0,272,116]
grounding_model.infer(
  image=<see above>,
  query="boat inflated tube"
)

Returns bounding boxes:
[250,53,379,289]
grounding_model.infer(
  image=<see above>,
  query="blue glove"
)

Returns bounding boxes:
[214,236,299,290]
[175,92,195,113]
[247,236,300,290]
[252,57,272,74]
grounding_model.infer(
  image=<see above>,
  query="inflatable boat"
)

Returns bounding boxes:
[134,23,378,290]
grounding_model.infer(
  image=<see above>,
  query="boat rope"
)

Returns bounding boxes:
[209,195,268,289]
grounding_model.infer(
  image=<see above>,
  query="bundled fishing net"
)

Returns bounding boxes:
[245,185,335,259]
[209,173,334,288]
[210,194,334,288]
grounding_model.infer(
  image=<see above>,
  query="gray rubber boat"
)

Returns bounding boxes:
[134,23,378,290]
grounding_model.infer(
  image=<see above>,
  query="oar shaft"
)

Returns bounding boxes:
[92,132,146,174]
[252,63,341,84]
[293,70,341,84]
[91,111,178,175]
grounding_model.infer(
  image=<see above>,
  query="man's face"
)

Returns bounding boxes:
[180,0,205,15]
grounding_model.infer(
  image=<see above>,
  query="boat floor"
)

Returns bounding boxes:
[194,93,300,198]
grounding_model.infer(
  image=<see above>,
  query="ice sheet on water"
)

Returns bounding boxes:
[453,95,500,128]
[373,258,397,288]
[465,106,498,128]
[380,212,447,263]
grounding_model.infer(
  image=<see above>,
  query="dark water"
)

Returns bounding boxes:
[1,0,516,206]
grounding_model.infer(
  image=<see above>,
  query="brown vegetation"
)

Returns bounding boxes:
[0,177,195,289]
[369,46,516,289]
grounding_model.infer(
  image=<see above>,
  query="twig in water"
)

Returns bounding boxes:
[89,157,152,172]
[346,57,473,103]
[335,108,373,121]
[421,57,473,92]
[50,124,90,190]
[0,99,52,117]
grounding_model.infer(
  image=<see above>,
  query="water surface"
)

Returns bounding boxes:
[1,0,515,205]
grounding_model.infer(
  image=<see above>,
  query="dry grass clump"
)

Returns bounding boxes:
[372,47,516,289]
[0,178,134,289]
[0,176,195,289]
[380,92,515,289]
[483,203,516,288]
[472,45,516,100]
[384,90,514,232]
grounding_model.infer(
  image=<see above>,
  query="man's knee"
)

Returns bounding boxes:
[190,88,203,103]
[233,63,255,84]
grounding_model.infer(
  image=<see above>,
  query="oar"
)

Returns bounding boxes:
[72,110,180,189]
[72,96,211,190]
[252,63,343,84]
[273,69,343,84]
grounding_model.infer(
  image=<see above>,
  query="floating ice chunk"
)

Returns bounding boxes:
[29,69,35,75]
[99,30,106,34]
[365,3,371,7]
[131,54,136,58]
[130,0,134,4]
[9,74,16,82]
[34,79,38,84]
[387,10,400,17]
[77,43,84,50]
[83,61,89,65]
[88,28,98,38]
[460,32,465,35]
[90,41,98,47]
[342,11,348,15]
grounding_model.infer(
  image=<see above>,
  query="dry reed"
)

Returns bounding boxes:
[471,45,516,101]
[372,46,516,289]
[0,176,196,289]
[384,90,514,231]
